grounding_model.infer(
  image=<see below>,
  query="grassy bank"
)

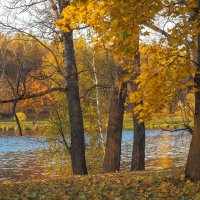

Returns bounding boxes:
[123,117,193,130]
[1,169,200,199]
[0,121,47,132]
[0,117,193,132]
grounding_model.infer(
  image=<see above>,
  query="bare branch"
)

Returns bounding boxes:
[5,0,47,10]
[81,84,111,99]
[0,87,66,104]
[0,21,64,78]
[161,125,193,134]
[145,21,169,37]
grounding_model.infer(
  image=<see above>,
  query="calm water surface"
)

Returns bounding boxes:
[0,130,191,181]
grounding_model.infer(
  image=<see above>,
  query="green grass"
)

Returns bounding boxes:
[0,117,193,132]
[123,117,193,130]
[0,120,47,131]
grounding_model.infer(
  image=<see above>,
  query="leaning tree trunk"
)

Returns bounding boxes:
[185,8,200,180]
[63,31,87,175]
[131,44,146,170]
[14,110,23,136]
[103,69,127,173]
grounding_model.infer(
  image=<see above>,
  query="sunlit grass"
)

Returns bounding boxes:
[0,117,193,132]
[0,121,47,131]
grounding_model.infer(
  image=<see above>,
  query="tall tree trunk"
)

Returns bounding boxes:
[103,68,127,173]
[50,0,88,175]
[131,44,146,170]
[185,1,200,179]
[63,31,87,175]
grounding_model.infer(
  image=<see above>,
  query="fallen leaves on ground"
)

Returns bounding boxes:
[0,169,200,200]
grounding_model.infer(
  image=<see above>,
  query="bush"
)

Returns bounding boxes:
[14,112,26,122]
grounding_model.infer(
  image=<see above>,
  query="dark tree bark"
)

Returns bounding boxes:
[62,31,87,175]
[185,0,200,180]
[53,1,87,175]
[131,44,146,171]
[103,68,127,173]
[131,113,145,170]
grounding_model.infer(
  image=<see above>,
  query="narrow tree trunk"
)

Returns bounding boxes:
[92,53,104,149]
[103,69,127,173]
[14,111,23,136]
[185,3,200,179]
[131,43,146,170]
[63,31,87,175]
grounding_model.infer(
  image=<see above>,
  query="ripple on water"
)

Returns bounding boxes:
[121,130,191,170]
[0,130,191,180]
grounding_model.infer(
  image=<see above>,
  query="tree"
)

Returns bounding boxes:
[58,0,163,172]
[147,0,200,180]
[0,33,50,135]
[50,0,87,175]
[40,38,111,175]
[131,41,145,170]
[0,0,88,174]
[185,0,200,180]
[103,63,127,172]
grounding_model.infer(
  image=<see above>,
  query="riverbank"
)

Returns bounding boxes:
[123,117,192,130]
[1,169,200,199]
[0,117,193,132]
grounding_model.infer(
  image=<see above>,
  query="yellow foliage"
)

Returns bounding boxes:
[128,43,195,121]
[57,0,163,58]
[14,112,26,122]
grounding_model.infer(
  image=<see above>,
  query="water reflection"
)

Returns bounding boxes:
[0,131,45,181]
[0,151,44,181]
[150,134,173,169]
[121,131,191,170]
[0,130,191,181]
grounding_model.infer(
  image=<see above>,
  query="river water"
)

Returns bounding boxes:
[0,130,191,181]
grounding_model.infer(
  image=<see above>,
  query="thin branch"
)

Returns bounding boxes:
[80,84,111,99]
[144,21,169,37]
[5,0,47,10]
[161,125,193,134]
[0,87,66,104]
[0,21,64,78]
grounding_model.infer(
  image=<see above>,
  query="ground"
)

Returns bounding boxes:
[1,169,200,200]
